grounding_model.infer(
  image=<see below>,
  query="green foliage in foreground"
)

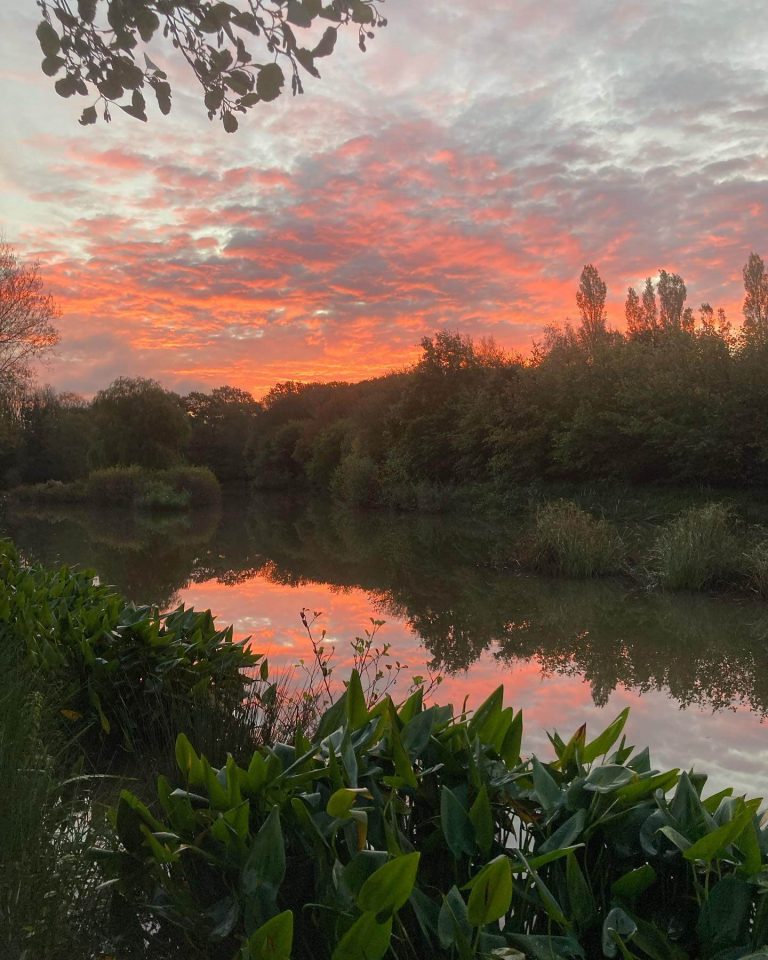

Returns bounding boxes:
[0,540,258,749]
[106,682,768,960]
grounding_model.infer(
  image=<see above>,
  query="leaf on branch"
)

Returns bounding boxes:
[287,0,313,28]
[231,10,259,34]
[226,70,253,95]
[120,89,147,121]
[295,48,320,78]
[36,21,61,57]
[313,26,337,58]
[54,75,78,98]
[153,81,172,115]
[204,87,225,112]
[79,105,98,125]
[222,111,239,133]
[77,0,97,24]
[135,8,160,43]
[256,62,284,101]
[97,75,124,100]
[42,55,66,77]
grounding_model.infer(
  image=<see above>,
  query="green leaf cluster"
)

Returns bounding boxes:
[105,682,768,959]
[0,540,260,749]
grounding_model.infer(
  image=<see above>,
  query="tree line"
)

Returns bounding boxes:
[2,252,768,498]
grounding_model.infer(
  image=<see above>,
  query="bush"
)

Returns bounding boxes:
[134,479,191,511]
[9,477,88,504]
[649,502,740,591]
[331,452,381,507]
[105,685,768,960]
[0,540,258,751]
[528,499,625,577]
[745,538,768,598]
[86,465,145,505]
[161,465,221,507]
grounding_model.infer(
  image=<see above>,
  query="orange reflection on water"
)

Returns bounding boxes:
[182,576,768,799]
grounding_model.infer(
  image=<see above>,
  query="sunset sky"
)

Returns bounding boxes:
[2,0,767,398]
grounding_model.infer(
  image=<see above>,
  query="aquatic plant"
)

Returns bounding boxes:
[649,503,741,591]
[528,499,625,578]
[105,683,768,959]
[0,540,259,750]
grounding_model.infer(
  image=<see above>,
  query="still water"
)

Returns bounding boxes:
[4,492,767,797]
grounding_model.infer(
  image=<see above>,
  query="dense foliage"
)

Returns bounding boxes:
[0,540,258,749]
[107,681,768,959]
[35,0,387,130]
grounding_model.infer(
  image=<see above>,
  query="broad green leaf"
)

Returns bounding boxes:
[611,864,656,902]
[441,786,475,859]
[469,785,494,855]
[583,764,634,794]
[696,874,751,952]
[539,809,586,854]
[243,910,293,960]
[346,669,369,730]
[602,907,637,958]
[532,756,562,814]
[357,851,420,916]
[438,886,472,951]
[616,769,679,804]
[327,787,371,819]
[583,709,629,763]
[466,855,512,926]
[332,911,392,960]
[241,806,285,924]
[683,804,757,863]
[566,851,595,929]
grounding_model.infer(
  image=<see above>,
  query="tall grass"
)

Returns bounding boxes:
[0,647,109,959]
[527,499,625,578]
[649,502,741,591]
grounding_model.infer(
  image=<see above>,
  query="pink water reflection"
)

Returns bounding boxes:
[183,576,768,799]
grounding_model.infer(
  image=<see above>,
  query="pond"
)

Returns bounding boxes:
[3,490,767,797]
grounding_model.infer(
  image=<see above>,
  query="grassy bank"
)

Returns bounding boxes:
[9,464,221,511]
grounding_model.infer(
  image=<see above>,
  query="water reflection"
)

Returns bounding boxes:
[4,492,768,794]
[5,492,768,719]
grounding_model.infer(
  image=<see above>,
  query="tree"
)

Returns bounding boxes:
[35,0,387,132]
[0,242,60,390]
[91,376,190,468]
[575,264,607,349]
[656,269,687,333]
[741,252,768,349]
[184,385,260,480]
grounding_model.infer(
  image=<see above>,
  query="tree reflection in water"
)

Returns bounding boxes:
[4,490,768,718]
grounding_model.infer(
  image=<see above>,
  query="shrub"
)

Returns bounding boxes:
[105,685,768,960]
[745,538,768,599]
[135,479,192,511]
[649,502,740,591]
[331,452,381,507]
[86,465,145,505]
[9,477,88,504]
[161,465,221,507]
[528,499,625,577]
[0,540,259,751]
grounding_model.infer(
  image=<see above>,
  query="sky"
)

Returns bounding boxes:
[1,0,767,398]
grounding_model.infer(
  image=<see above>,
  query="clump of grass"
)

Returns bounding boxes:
[648,502,741,591]
[135,479,191,511]
[743,538,768,598]
[527,499,625,578]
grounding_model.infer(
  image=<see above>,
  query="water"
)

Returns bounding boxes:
[4,491,767,797]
